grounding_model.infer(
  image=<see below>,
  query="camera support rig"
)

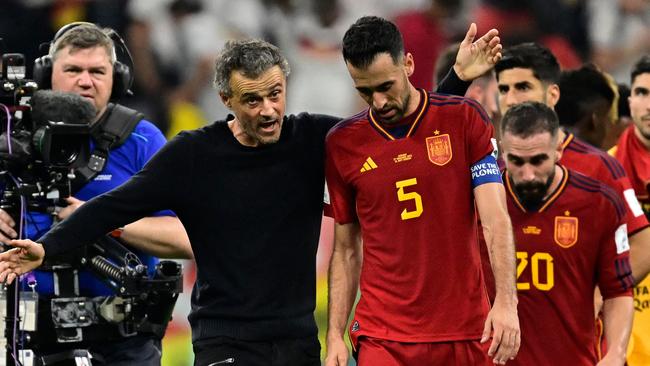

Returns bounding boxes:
[1,236,183,366]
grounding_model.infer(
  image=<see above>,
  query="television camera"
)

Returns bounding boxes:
[0,52,182,366]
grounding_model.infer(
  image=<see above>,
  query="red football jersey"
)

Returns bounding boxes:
[561,133,648,235]
[504,166,633,366]
[326,90,495,344]
[612,125,650,214]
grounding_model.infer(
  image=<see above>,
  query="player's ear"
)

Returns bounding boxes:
[220,92,232,109]
[546,84,560,108]
[404,53,415,77]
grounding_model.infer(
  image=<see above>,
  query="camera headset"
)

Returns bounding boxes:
[33,21,134,99]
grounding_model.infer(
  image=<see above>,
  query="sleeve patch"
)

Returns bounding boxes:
[471,154,502,188]
[491,138,499,159]
[324,181,330,205]
[615,224,630,254]
[623,189,644,218]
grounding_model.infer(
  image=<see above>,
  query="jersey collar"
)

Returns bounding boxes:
[368,89,429,141]
[561,131,574,150]
[505,165,569,213]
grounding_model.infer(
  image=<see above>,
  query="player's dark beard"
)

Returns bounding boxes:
[513,169,556,211]
[376,77,411,125]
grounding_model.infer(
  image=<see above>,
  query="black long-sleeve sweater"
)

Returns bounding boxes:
[41,112,338,341]
[39,72,470,342]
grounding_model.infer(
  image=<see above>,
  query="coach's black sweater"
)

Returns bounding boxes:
[39,72,470,341]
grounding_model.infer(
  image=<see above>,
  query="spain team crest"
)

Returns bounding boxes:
[554,216,578,248]
[426,134,452,166]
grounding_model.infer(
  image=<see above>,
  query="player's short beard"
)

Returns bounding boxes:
[378,74,412,125]
[513,169,556,211]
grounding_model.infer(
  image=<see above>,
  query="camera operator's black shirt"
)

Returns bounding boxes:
[39,71,471,341]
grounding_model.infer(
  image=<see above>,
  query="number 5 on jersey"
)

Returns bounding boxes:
[396,178,423,220]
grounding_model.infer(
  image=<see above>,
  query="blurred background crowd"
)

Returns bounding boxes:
[1,0,648,365]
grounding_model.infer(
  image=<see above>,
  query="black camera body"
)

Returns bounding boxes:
[0,53,92,214]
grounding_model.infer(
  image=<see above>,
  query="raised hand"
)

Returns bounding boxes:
[454,23,503,82]
[0,239,45,284]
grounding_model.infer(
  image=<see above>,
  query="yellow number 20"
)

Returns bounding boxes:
[395,178,423,220]
[516,251,554,291]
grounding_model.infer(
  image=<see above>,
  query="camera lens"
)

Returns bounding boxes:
[32,127,85,166]
[50,136,80,165]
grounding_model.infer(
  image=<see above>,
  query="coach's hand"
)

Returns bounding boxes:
[0,239,45,284]
[325,336,349,366]
[453,23,502,82]
[481,298,520,364]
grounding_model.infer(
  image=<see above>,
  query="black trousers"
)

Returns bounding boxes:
[89,335,162,366]
[193,336,321,366]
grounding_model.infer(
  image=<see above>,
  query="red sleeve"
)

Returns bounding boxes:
[325,136,357,224]
[598,190,634,299]
[615,175,650,235]
[464,100,496,165]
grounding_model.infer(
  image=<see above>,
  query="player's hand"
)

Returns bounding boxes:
[481,298,520,364]
[453,23,502,82]
[0,209,18,244]
[56,197,85,220]
[325,336,349,366]
[0,239,45,284]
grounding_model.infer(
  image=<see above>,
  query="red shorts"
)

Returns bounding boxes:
[356,337,491,366]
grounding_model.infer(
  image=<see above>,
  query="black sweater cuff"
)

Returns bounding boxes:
[437,68,472,96]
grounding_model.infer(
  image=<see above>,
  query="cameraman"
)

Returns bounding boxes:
[0,23,191,365]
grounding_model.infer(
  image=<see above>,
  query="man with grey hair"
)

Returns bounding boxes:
[0,24,503,364]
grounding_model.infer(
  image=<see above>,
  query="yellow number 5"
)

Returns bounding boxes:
[395,178,423,220]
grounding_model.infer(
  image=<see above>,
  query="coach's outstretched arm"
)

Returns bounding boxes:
[325,222,362,366]
[476,182,520,365]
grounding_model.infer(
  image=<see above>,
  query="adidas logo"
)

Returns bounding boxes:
[360,157,378,172]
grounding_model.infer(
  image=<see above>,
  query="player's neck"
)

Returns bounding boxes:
[543,164,564,201]
[633,126,650,151]
[404,84,421,117]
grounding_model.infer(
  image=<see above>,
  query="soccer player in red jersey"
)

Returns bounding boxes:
[494,43,650,283]
[554,65,618,150]
[611,56,650,220]
[610,55,650,366]
[500,102,634,365]
[325,16,519,366]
